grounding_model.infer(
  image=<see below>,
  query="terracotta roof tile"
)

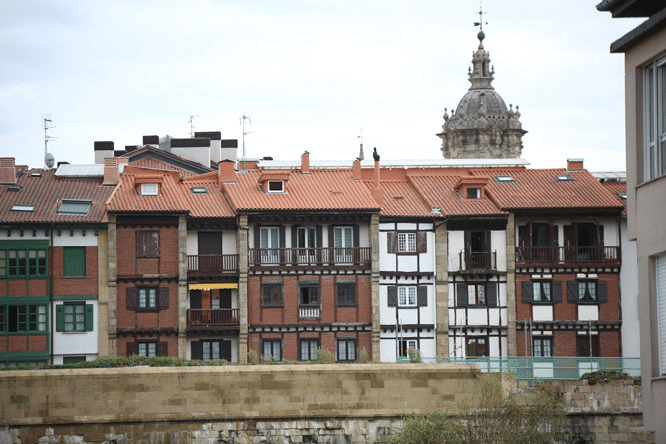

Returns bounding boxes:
[375,180,434,218]
[408,175,505,216]
[600,182,627,216]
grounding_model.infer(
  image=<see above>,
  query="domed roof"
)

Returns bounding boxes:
[455,88,508,118]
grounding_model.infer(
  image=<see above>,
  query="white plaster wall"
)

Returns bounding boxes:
[601,219,620,247]
[52,301,99,355]
[51,353,98,365]
[491,230,507,271]
[490,336,500,356]
[489,308,501,326]
[52,231,99,247]
[532,305,554,321]
[578,305,599,321]
[187,232,198,255]
[397,255,418,272]
[620,220,640,357]
[380,338,398,362]
[398,309,419,325]
[419,338,436,360]
[223,231,237,255]
[448,231,464,271]
[396,223,417,231]
[359,224,369,248]
[467,309,488,325]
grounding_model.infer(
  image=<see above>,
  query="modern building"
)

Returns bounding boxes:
[598,0,666,439]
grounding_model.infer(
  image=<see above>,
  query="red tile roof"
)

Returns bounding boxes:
[0,169,113,223]
[600,182,627,216]
[375,180,434,218]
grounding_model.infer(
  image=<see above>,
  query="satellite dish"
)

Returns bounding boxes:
[45,152,55,169]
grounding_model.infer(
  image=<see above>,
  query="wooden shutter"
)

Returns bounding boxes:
[221,340,232,362]
[279,226,285,249]
[292,225,298,248]
[567,281,579,303]
[158,287,170,309]
[219,289,232,308]
[316,225,323,250]
[417,286,428,307]
[521,281,533,303]
[126,287,139,310]
[191,341,203,360]
[387,232,397,253]
[254,225,260,248]
[598,281,608,303]
[136,231,159,258]
[353,225,360,247]
[518,225,529,246]
[157,342,168,357]
[387,286,398,307]
[55,304,65,332]
[486,283,497,307]
[85,304,94,332]
[456,283,468,307]
[127,342,139,356]
[552,280,563,303]
[416,232,427,253]
[190,290,202,309]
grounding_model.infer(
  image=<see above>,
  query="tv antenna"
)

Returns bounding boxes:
[188,115,198,138]
[240,114,253,160]
[42,114,57,169]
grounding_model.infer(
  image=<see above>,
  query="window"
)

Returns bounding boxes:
[466,187,481,199]
[497,176,515,182]
[299,339,319,361]
[261,282,283,306]
[259,226,280,263]
[136,231,159,258]
[467,284,486,305]
[139,288,157,309]
[334,226,353,248]
[466,337,488,357]
[299,282,319,305]
[578,281,597,302]
[556,174,574,182]
[576,335,600,357]
[456,282,497,307]
[337,338,357,362]
[658,255,666,375]
[532,281,552,302]
[191,187,207,194]
[63,247,86,277]
[267,180,284,192]
[533,337,553,357]
[139,342,157,357]
[336,282,356,306]
[11,205,35,212]
[1,305,47,333]
[191,340,232,361]
[127,341,167,357]
[643,56,666,181]
[262,339,282,361]
[126,287,168,311]
[0,248,47,277]
[297,227,317,249]
[140,183,159,195]
[56,302,93,332]
[398,286,417,307]
[63,356,86,364]
[398,232,416,253]
[399,339,418,358]
[57,200,91,216]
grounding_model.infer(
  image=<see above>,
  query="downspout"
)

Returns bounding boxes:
[49,222,55,365]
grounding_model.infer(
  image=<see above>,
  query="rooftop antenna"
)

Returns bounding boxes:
[473,3,488,40]
[240,114,253,158]
[358,128,364,160]
[42,114,57,169]
[188,114,198,138]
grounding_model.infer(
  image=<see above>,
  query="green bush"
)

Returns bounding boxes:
[580,369,634,385]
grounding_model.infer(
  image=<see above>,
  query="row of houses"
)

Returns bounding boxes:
[0,141,630,366]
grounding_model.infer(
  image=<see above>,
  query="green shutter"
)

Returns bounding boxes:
[85,304,94,331]
[56,304,65,332]
[63,247,86,277]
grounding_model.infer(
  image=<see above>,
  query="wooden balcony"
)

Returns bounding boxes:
[187,254,239,277]
[249,247,371,268]
[298,304,321,320]
[516,246,621,266]
[187,308,240,332]
[455,251,497,272]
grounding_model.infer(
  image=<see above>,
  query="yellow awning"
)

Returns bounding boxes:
[188,283,238,290]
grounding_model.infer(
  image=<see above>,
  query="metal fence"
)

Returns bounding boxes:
[396,356,641,382]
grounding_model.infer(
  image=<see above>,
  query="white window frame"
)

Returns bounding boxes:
[140,183,159,196]
[398,286,417,307]
[138,342,157,357]
[397,232,416,253]
[532,280,552,302]
[643,56,666,181]
[266,180,284,193]
[138,288,157,309]
[656,254,666,375]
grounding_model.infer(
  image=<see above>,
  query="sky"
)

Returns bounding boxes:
[0,1,644,172]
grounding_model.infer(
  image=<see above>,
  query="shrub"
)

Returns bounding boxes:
[316,347,335,364]
[247,349,260,365]
[359,347,370,363]
[580,369,633,385]
[408,348,421,363]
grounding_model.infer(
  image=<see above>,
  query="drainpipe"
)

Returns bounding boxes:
[49,222,55,365]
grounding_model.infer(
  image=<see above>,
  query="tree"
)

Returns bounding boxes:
[390,374,564,444]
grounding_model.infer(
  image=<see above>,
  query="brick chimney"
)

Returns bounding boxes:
[103,158,127,185]
[301,151,310,175]
[371,159,384,206]
[567,158,584,172]
[0,158,16,185]
[218,159,236,187]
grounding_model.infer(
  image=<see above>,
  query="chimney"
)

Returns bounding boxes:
[94,141,115,164]
[371,159,384,206]
[567,158,584,172]
[0,158,16,185]
[103,158,121,185]
[143,135,159,146]
[171,138,211,166]
[373,160,380,188]
[196,131,222,163]
[301,151,310,175]
[217,159,236,187]
[220,139,238,163]
[352,158,361,180]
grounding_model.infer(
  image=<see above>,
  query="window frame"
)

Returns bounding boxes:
[1,305,47,333]
[136,230,160,258]
[266,180,284,193]
[336,282,357,306]
[532,280,552,303]
[261,281,283,306]
[578,280,598,303]
[138,287,158,309]
[1,248,47,278]
[466,336,489,357]
[399,339,418,358]
[56,302,93,333]
[642,56,666,182]
[398,286,418,307]
[397,232,417,253]
[532,336,553,357]
[299,339,319,361]
[140,183,159,196]
[337,338,357,362]
[467,283,486,305]
[299,282,320,306]
[262,339,282,361]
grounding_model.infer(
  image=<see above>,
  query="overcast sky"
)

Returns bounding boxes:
[1,1,642,171]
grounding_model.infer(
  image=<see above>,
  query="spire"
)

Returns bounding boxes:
[469,4,494,90]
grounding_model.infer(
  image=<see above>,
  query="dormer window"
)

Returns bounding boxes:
[267,180,284,193]
[140,183,159,196]
[467,188,481,199]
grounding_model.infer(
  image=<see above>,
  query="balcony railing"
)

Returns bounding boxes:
[187,308,239,328]
[456,251,497,271]
[516,246,621,266]
[299,304,321,320]
[249,247,371,267]
[187,254,239,276]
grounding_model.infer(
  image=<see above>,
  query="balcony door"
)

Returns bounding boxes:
[465,230,489,269]
[260,227,280,263]
[198,232,222,272]
[297,227,317,264]
[334,226,354,263]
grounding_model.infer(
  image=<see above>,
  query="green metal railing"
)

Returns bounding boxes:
[395,356,641,381]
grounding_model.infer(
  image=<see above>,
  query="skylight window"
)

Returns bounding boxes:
[11,204,35,212]
[497,176,515,182]
[618,193,627,200]
[557,174,575,182]
[191,187,207,194]
[57,200,92,216]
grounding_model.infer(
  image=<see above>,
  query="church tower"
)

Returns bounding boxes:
[438,19,526,159]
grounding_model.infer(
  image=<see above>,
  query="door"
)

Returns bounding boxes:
[260,227,280,263]
[198,232,222,272]
[334,226,353,263]
[297,227,317,264]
